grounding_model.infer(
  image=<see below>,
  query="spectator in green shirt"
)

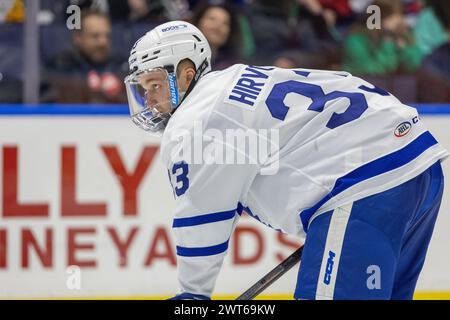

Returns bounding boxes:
[342,0,423,75]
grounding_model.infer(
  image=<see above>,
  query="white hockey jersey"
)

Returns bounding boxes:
[160,64,449,297]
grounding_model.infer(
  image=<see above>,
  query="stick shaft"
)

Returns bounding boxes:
[236,246,303,300]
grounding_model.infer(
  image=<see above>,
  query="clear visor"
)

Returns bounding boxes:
[124,67,180,134]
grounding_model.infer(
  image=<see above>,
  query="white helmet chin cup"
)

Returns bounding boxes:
[125,21,212,134]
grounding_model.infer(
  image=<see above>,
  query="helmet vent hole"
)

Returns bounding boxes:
[193,35,201,42]
[201,48,204,53]
[153,50,160,54]
[142,54,148,59]
[143,56,157,63]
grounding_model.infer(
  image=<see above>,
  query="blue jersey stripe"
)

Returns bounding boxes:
[299,131,438,232]
[172,208,237,228]
[176,240,229,257]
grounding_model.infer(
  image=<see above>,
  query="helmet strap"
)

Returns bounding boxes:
[174,58,210,109]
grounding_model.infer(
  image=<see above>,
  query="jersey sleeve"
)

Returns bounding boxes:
[163,117,260,298]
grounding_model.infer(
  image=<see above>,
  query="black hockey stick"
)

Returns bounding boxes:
[236,246,304,300]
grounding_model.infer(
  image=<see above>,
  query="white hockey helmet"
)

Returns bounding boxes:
[125,21,212,134]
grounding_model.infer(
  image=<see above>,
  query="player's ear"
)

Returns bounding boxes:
[179,65,196,92]
[185,67,195,84]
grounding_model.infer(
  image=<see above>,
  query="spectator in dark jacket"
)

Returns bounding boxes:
[418,1,450,102]
[44,9,127,103]
[191,3,242,70]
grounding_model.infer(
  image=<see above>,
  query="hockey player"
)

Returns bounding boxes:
[124,21,448,300]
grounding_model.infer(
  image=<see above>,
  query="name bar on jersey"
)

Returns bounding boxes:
[227,65,274,107]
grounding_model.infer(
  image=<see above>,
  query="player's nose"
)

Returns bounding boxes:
[146,96,158,106]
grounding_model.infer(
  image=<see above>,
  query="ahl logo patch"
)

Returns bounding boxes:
[394,121,412,137]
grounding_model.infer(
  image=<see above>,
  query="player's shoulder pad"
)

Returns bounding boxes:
[160,65,243,165]
[166,64,245,131]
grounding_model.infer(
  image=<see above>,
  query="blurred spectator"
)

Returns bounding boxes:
[162,0,192,20]
[69,0,109,13]
[402,0,423,25]
[0,1,23,102]
[108,0,169,22]
[38,0,108,25]
[317,0,355,26]
[418,40,450,102]
[242,0,338,67]
[342,0,423,75]
[127,0,166,22]
[241,0,292,65]
[191,2,242,70]
[417,1,450,102]
[273,50,329,69]
[0,33,23,102]
[273,56,298,69]
[348,0,373,14]
[413,0,449,57]
[294,0,342,68]
[297,0,338,36]
[39,0,72,25]
[40,0,188,25]
[0,0,25,23]
[43,9,128,103]
[108,0,190,22]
